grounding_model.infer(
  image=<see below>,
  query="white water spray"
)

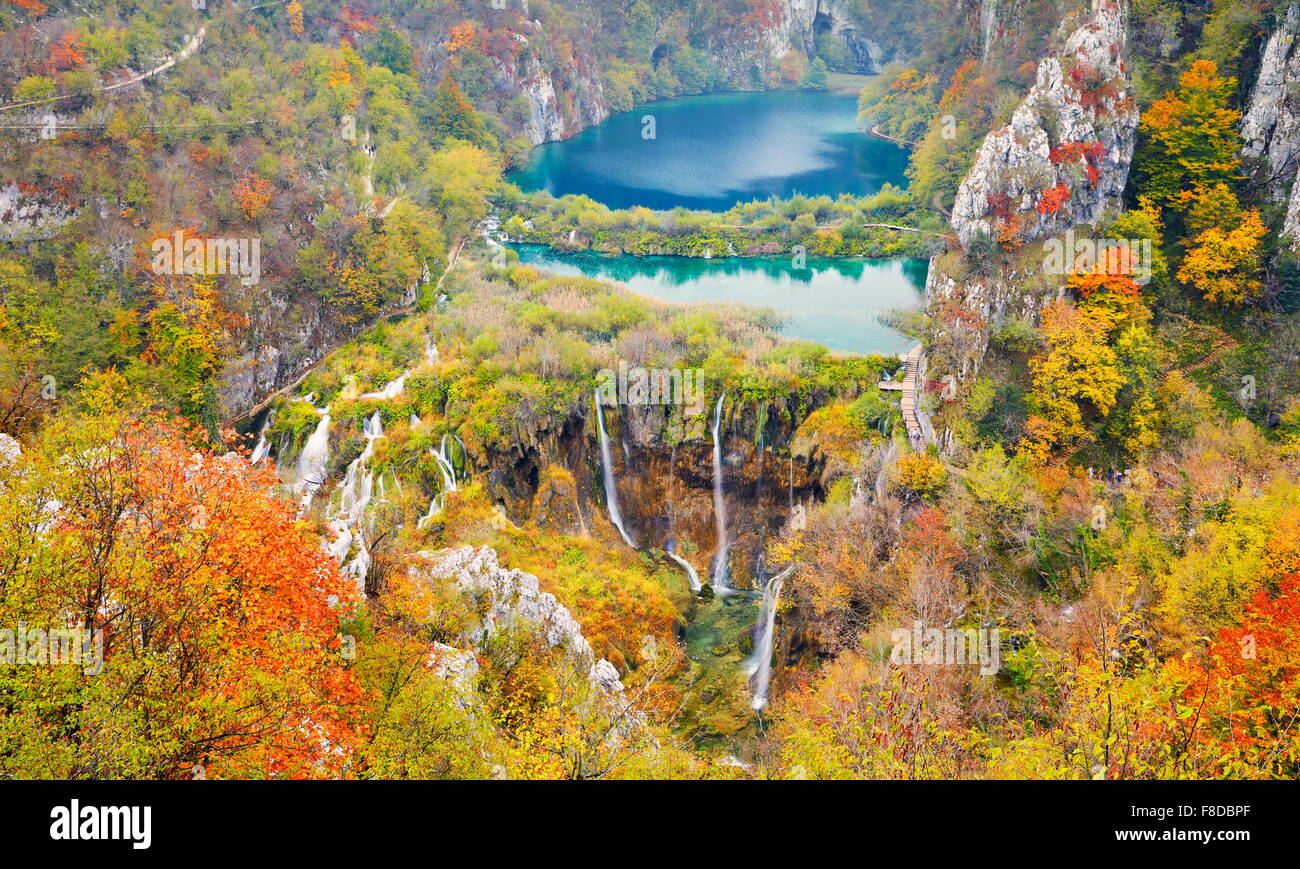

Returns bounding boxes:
[418,434,461,529]
[665,546,702,592]
[325,411,386,586]
[294,406,332,515]
[748,565,794,711]
[250,418,271,465]
[710,393,729,590]
[360,371,408,401]
[594,392,635,548]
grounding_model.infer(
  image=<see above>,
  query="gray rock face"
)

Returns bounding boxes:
[217,345,282,416]
[1241,4,1300,244]
[506,38,609,146]
[951,0,1138,246]
[706,0,907,84]
[0,180,76,242]
[428,642,480,706]
[924,260,1063,385]
[0,432,21,465]
[413,545,626,694]
[1242,4,1300,185]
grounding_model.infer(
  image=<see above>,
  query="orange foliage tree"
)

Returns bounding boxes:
[232,172,273,221]
[0,414,367,778]
[1169,574,1300,777]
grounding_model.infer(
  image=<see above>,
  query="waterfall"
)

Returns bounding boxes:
[325,411,387,585]
[594,391,635,548]
[710,392,729,590]
[425,337,439,364]
[748,565,794,711]
[665,544,702,592]
[250,418,271,465]
[409,413,421,430]
[294,406,332,515]
[361,370,408,401]
[418,434,461,529]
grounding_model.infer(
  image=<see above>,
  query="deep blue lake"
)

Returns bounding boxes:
[507,90,911,211]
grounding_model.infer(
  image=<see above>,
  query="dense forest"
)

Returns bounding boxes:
[1,0,1298,782]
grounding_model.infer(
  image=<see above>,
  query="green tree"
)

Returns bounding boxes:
[430,75,492,149]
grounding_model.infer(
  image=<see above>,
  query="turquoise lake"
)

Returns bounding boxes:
[506,91,926,356]
[511,245,928,356]
[507,90,911,211]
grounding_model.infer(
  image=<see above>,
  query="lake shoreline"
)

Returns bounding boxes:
[508,243,929,357]
[506,90,911,212]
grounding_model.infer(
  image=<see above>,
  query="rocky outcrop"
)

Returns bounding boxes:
[703,0,910,85]
[505,33,609,145]
[215,282,359,418]
[950,0,1138,246]
[924,259,1063,382]
[428,642,480,706]
[413,545,627,693]
[0,180,76,242]
[219,346,283,415]
[1242,4,1300,184]
[1241,4,1300,244]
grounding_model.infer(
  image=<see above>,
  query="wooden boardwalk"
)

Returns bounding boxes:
[879,345,926,448]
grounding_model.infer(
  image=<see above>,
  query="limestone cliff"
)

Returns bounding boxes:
[412,546,627,695]
[920,0,1138,440]
[950,0,1138,246]
[504,24,610,146]
[1241,4,1300,245]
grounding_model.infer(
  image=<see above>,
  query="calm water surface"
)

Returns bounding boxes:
[508,90,910,211]
[512,245,927,356]
[507,91,925,355]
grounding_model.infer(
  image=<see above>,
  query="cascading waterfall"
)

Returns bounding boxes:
[361,370,409,401]
[665,544,702,592]
[710,392,729,590]
[417,434,461,529]
[409,413,422,430]
[747,565,794,711]
[594,391,635,548]
[250,418,271,465]
[294,406,332,515]
[325,411,386,585]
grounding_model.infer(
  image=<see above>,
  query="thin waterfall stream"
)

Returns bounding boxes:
[594,392,635,548]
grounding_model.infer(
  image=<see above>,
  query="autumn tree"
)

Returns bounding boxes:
[1177,208,1267,306]
[1168,573,1300,778]
[0,414,367,778]
[1023,300,1124,461]
[431,75,492,149]
[423,140,501,239]
[1133,60,1242,213]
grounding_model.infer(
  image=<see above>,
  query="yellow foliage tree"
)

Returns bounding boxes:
[1177,209,1266,306]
